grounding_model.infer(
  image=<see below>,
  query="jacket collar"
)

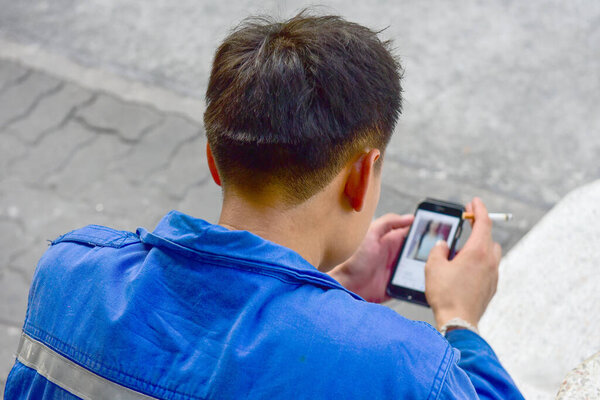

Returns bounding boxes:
[136,210,363,300]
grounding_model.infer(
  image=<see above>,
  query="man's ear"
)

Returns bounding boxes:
[206,143,221,186]
[344,149,380,211]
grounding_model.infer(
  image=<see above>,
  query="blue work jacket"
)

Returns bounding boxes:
[6,210,524,399]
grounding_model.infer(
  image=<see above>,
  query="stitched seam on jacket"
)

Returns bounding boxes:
[51,226,139,248]
[53,234,139,248]
[427,343,454,400]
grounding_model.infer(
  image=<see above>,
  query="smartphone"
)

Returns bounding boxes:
[386,199,465,307]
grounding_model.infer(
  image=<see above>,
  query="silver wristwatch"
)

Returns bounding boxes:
[439,318,479,336]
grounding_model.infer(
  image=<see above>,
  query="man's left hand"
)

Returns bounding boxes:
[328,213,413,302]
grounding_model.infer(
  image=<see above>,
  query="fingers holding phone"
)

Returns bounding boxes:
[387,199,464,306]
[425,197,502,331]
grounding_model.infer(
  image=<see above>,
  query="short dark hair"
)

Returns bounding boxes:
[204,11,402,203]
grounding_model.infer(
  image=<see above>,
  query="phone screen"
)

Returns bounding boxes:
[390,209,461,292]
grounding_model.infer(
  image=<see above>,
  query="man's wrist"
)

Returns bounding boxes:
[433,309,479,332]
[439,317,480,336]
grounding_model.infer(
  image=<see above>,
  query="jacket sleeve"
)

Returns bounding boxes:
[439,329,525,400]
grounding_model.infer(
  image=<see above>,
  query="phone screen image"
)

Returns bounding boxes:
[391,209,461,293]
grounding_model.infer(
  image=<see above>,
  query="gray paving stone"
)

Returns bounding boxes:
[0,177,91,239]
[0,268,30,326]
[8,120,96,184]
[0,70,61,127]
[76,93,164,142]
[111,114,201,182]
[146,134,210,201]
[0,217,31,272]
[177,180,223,224]
[46,134,132,198]
[79,173,179,232]
[0,59,29,92]
[9,82,93,144]
[0,129,28,181]
[0,324,21,395]
[5,241,47,282]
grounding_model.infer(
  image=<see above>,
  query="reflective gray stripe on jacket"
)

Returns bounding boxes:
[16,332,158,400]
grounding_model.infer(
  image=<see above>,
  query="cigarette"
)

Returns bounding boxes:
[462,212,513,222]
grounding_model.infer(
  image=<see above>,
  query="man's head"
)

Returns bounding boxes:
[205,12,403,267]
[204,11,402,204]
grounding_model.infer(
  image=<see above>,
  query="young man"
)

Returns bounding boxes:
[6,13,523,399]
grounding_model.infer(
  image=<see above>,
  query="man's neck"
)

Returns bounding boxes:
[218,191,334,269]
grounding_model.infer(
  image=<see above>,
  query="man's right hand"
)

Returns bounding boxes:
[425,197,502,331]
